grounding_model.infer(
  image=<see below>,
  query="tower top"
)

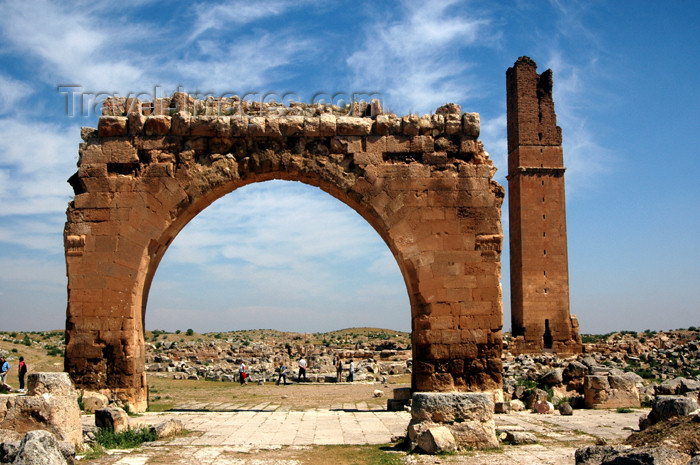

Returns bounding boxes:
[506,57,561,153]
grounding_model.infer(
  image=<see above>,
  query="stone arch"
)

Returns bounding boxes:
[64,96,505,410]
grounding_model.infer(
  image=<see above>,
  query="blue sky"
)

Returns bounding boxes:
[0,1,697,334]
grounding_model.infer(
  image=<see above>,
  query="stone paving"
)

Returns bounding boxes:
[82,404,647,464]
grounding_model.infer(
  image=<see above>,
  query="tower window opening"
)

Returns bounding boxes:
[543,214,546,220]
[543,249,546,256]
[542,197,545,202]
[543,232,546,237]
[538,132,542,141]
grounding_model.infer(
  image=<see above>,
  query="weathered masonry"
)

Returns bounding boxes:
[506,57,582,355]
[64,96,505,410]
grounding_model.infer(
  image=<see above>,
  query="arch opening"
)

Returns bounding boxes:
[146,179,411,334]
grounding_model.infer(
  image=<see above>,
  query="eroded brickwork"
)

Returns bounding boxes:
[64,96,505,409]
[506,57,582,355]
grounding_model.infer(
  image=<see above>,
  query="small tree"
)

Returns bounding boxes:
[186,329,194,336]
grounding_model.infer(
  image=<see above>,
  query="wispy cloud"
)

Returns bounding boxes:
[543,44,614,196]
[0,118,78,217]
[0,1,149,92]
[0,73,33,115]
[148,180,410,331]
[347,0,494,114]
[188,0,306,42]
[175,33,315,92]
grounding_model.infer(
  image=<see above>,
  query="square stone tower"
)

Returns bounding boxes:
[506,56,582,355]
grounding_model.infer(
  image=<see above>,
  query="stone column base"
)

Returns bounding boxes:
[407,392,498,453]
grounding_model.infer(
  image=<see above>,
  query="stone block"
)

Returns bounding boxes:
[98,116,128,137]
[0,373,82,446]
[412,392,494,423]
[462,112,480,137]
[402,114,419,136]
[374,114,390,135]
[318,114,336,136]
[144,115,172,136]
[353,152,382,166]
[393,387,412,401]
[303,116,320,136]
[386,135,410,152]
[336,116,372,136]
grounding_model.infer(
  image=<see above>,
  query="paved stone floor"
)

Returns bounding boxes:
[82,405,646,464]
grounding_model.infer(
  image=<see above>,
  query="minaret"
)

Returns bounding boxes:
[506,57,582,355]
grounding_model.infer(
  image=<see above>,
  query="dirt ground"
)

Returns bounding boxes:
[147,373,412,411]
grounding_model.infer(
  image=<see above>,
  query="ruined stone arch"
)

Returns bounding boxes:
[64,96,505,410]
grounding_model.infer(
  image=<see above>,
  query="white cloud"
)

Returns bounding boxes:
[0,118,78,217]
[479,113,507,183]
[189,0,303,42]
[175,34,315,92]
[0,73,33,115]
[147,180,411,331]
[545,51,613,196]
[347,0,493,114]
[0,256,65,288]
[0,1,149,93]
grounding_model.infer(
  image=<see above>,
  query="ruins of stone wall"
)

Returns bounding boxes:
[506,57,582,356]
[64,95,505,409]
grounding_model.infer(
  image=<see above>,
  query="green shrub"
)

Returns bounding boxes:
[616,407,633,413]
[186,329,194,336]
[94,427,157,449]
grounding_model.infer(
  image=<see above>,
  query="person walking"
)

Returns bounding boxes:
[348,359,354,382]
[276,364,288,385]
[335,356,343,383]
[298,357,307,382]
[239,361,247,385]
[17,357,27,393]
[0,357,10,391]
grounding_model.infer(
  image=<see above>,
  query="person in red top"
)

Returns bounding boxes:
[18,357,27,393]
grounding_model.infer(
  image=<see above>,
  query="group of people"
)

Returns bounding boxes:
[0,356,27,392]
[234,356,356,386]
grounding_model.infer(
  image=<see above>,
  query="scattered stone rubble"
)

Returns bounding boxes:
[144,337,412,385]
[501,330,700,412]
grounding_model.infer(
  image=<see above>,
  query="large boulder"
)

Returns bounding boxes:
[149,419,183,439]
[584,374,640,409]
[564,361,589,380]
[0,373,82,446]
[575,445,690,465]
[501,430,537,445]
[539,368,564,387]
[640,396,700,430]
[95,406,130,433]
[413,425,457,454]
[10,430,73,465]
[575,445,627,465]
